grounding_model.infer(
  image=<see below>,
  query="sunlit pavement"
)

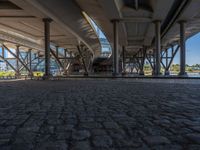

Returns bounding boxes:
[0,79,200,150]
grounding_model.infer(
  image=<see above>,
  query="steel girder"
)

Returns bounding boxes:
[135,48,147,75]
[0,44,43,77]
[50,48,64,69]
[125,47,147,75]
[2,44,31,73]
[161,45,180,75]
[77,45,89,75]
[19,55,39,72]
[0,55,17,72]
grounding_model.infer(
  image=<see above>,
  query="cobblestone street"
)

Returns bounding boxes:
[0,79,200,150]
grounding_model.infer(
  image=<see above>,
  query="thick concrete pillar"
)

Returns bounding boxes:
[179,21,186,76]
[29,49,32,75]
[112,20,119,76]
[165,49,170,75]
[122,46,126,74]
[154,20,161,75]
[139,46,146,75]
[43,18,52,78]
[64,49,67,72]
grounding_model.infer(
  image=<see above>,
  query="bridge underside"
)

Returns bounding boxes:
[1,1,200,149]
[0,0,200,78]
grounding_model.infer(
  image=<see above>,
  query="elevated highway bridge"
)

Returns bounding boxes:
[0,0,200,78]
[1,1,200,149]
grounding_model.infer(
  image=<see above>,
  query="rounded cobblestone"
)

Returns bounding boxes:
[0,79,200,149]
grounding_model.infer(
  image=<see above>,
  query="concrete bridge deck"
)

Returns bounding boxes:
[0,79,200,150]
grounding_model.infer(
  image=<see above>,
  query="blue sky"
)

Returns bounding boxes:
[173,32,200,65]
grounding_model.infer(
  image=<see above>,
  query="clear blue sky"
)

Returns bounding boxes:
[173,32,200,65]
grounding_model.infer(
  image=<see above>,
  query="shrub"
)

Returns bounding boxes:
[33,71,44,77]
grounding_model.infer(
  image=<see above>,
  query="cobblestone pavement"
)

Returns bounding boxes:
[0,79,200,150]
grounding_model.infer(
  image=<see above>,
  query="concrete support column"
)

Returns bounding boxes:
[16,45,20,77]
[122,46,126,75]
[139,46,146,75]
[64,49,67,73]
[154,20,161,76]
[112,20,119,76]
[29,49,32,75]
[165,49,170,75]
[179,21,187,76]
[68,51,72,74]
[43,18,52,78]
